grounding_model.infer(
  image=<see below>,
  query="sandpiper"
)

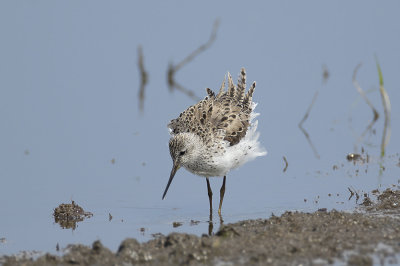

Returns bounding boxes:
[162,67,266,215]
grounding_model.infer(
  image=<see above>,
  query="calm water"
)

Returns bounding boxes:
[1,1,400,255]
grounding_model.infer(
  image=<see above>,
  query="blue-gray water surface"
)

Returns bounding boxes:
[1,1,400,255]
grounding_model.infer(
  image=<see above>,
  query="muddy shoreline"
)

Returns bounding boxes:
[2,188,400,265]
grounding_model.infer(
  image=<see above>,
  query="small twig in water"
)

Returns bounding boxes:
[137,45,148,112]
[375,57,391,158]
[298,89,320,159]
[352,63,380,152]
[348,187,355,200]
[282,156,288,172]
[167,75,200,101]
[322,64,329,84]
[352,63,379,122]
[167,19,220,101]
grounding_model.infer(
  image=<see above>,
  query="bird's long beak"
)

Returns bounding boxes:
[162,161,180,200]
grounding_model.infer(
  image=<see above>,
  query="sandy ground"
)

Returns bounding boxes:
[2,188,400,265]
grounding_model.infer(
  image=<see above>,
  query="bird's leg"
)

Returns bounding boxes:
[218,176,226,215]
[208,212,213,236]
[207,178,214,235]
[206,178,213,214]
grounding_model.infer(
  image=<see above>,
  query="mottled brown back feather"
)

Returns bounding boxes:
[168,68,256,146]
[206,88,215,98]
[217,75,226,98]
[227,72,235,98]
[236,67,246,103]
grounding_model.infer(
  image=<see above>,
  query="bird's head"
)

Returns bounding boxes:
[162,133,202,199]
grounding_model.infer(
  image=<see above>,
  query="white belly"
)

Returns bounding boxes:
[184,120,267,177]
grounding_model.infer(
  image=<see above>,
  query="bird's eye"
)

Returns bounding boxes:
[179,150,186,156]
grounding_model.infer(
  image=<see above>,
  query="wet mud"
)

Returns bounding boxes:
[2,188,400,265]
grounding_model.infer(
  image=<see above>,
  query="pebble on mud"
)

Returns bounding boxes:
[190,220,200,226]
[172,222,183,228]
[361,195,373,206]
[346,153,365,164]
[53,201,93,230]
